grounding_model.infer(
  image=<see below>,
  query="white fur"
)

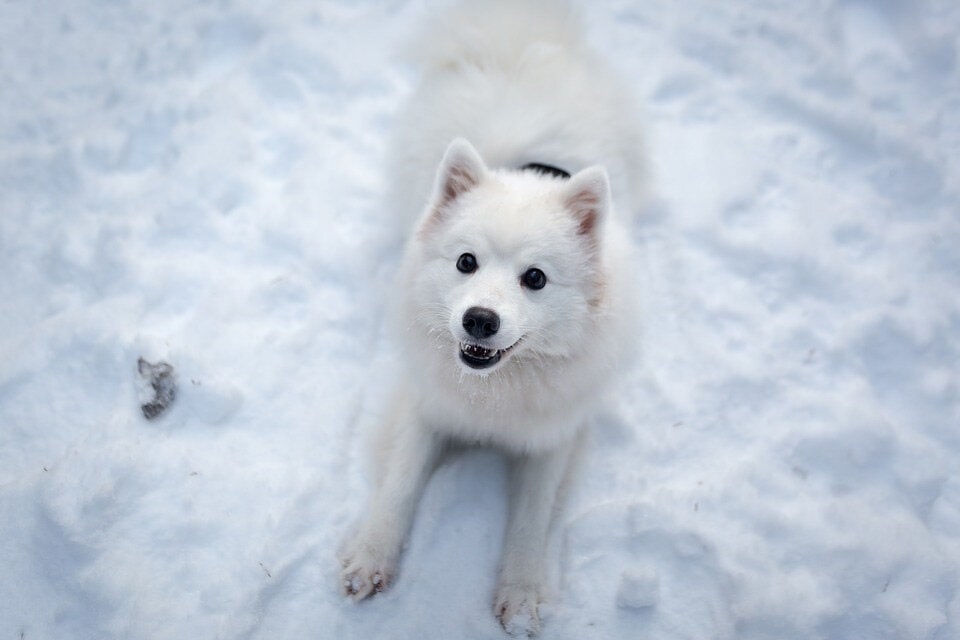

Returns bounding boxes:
[388,0,646,229]
[341,1,643,635]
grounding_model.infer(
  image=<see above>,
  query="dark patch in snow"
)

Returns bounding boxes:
[138,357,177,420]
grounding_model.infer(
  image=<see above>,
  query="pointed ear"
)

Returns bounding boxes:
[564,166,610,238]
[432,138,487,209]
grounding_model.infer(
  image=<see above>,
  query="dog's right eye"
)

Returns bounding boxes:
[456,253,478,274]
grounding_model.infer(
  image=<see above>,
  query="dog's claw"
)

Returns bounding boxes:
[340,554,394,601]
[495,584,542,637]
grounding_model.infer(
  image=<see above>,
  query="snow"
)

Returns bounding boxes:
[1,0,958,638]
[616,566,660,610]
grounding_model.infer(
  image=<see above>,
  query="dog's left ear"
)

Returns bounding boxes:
[564,166,610,239]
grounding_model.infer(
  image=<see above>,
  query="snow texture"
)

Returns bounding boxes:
[1,1,958,639]
[617,566,660,610]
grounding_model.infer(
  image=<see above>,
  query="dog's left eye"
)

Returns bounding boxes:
[521,267,547,290]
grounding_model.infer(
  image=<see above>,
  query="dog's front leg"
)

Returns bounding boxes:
[495,438,578,636]
[340,398,441,600]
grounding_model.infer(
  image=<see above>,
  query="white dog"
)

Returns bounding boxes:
[340,0,644,635]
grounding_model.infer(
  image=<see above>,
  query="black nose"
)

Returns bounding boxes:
[462,306,500,339]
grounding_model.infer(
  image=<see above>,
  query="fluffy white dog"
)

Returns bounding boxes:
[340,0,644,635]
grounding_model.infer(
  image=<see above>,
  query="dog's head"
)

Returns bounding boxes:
[407,138,610,376]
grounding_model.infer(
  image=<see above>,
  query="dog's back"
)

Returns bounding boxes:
[388,0,645,229]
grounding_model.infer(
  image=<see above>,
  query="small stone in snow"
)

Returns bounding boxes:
[138,357,177,420]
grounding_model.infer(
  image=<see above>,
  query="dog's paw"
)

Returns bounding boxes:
[495,583,542,637]
[339,546,396,600]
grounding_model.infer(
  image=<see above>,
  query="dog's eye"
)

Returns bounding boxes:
[456,253,478,274]
[521,267,547,290]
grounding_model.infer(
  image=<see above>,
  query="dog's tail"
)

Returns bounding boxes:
[393,0,648,223]
[408,0,586,72]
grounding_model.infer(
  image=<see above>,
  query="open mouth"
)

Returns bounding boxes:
[459,342,502,369]
[459,340,521,370]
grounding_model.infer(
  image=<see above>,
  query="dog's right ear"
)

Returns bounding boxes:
[419,139,487,236]
[430,138,487,212]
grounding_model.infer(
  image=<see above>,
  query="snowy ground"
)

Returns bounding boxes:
[1,0,958,638]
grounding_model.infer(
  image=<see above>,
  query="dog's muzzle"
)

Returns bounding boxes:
[457,307,523,370]
[459,307,502,369]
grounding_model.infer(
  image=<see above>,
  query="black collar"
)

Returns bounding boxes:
[519,162,571,180]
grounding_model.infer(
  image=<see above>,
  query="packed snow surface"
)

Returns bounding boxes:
[1,1,958,638]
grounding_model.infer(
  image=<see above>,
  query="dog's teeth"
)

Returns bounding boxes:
[462,343,495,358]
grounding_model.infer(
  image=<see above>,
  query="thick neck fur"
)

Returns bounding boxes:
[404,306,616,454]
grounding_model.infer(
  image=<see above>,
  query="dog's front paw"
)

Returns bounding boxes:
[495,583,542,637]
[339,545,396,600]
